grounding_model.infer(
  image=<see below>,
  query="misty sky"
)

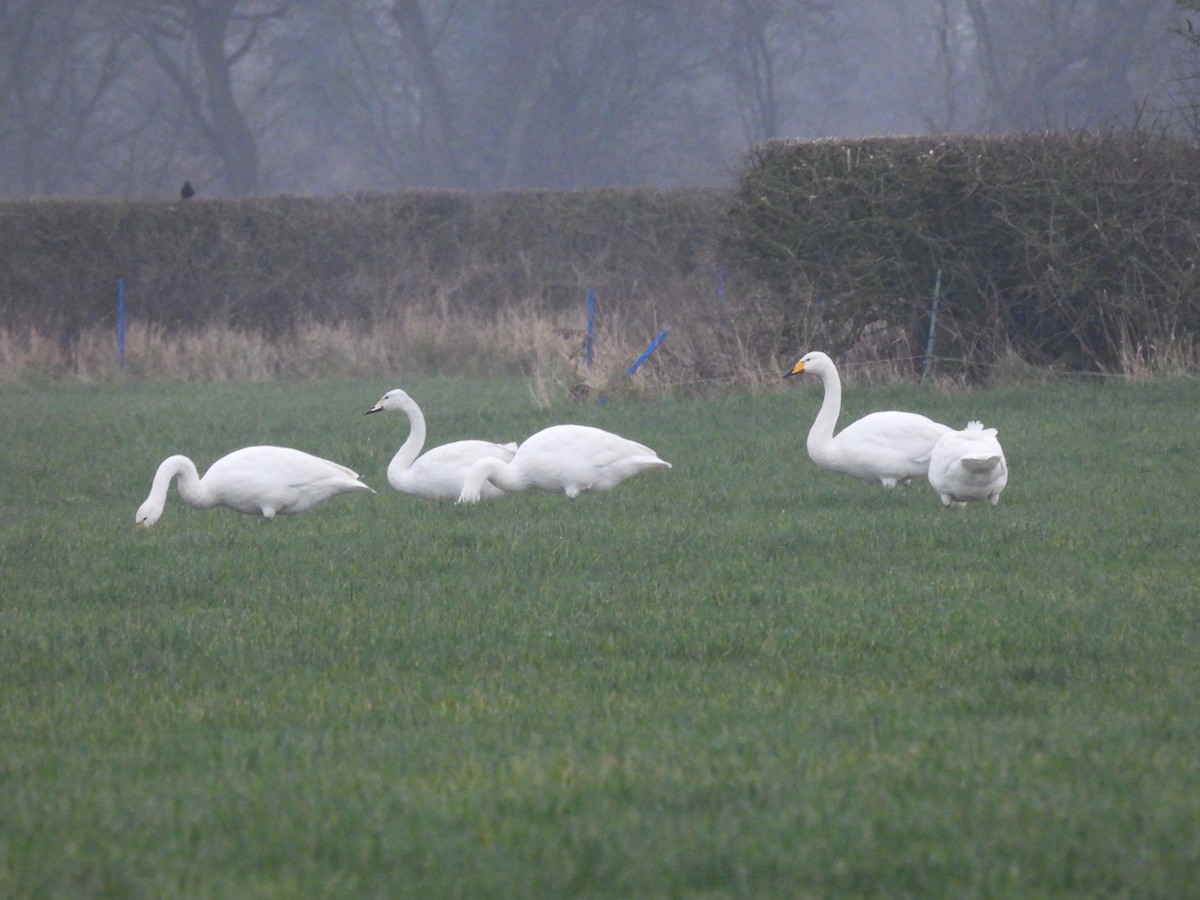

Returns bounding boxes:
[0,0,1192,197]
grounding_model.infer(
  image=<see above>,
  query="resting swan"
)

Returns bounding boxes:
[135,446,373,527]
[457,424,671,503]
[785,350,951,486]
[366,388,516,500]
[928,421,1008,507]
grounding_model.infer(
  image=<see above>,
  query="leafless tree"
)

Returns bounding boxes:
[964,0,1180,131]
[125,0,292,194]
[712,0,836,144]
[0,0,132,193]
[1164,0,1200,136]
[371,0,724,188]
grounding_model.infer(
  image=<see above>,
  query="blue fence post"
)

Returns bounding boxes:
[627,331,668,376]
[585,288,596,368]
[117,278,126,369]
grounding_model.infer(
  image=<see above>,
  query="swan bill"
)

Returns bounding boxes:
[365,404,384,415]
[785,360,806,377]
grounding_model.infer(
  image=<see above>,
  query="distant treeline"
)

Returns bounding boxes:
[4,130,1197,377]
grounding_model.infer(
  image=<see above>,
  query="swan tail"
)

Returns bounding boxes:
[963,421,999,437]
[959,454,1002,473]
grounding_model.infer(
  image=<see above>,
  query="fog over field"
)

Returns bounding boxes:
[1,1,1194,198]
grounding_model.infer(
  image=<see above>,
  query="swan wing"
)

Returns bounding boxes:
[521,425,657,460]
[516,425,670,494]
[205,446,371,516]
[415,440,517,468]
[399,440,517,499]
[830,412,951,481]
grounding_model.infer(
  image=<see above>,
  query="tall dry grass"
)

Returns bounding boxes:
[3,288,1193,396]
[0,284,797,402]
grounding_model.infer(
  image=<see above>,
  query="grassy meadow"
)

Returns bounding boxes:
[1,375,1199,897]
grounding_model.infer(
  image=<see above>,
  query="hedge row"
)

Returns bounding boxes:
[726,130,1200,372]
[0,189,729,337]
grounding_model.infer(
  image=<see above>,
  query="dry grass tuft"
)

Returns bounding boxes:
[1115,323,1197,381]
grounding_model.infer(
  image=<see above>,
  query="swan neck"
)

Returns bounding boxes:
[807,363,842,450]
[157,456,215,510]
[388,398,426,484]
[464,456,523,495]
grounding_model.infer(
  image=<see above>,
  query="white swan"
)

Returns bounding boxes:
[457,424,671,503]
[928,421,1008,508]
[135,446,373,527]
[365,388,517,500]
[785,350,951,487]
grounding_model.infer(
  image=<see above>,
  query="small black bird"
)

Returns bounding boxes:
[180,181,194,199]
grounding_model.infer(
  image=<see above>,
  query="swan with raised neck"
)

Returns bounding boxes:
[785,351,951,487]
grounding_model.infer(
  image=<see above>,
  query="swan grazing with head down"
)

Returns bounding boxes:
[365,388,517,500]
[135,446,373,527]
[785,350,951,487]
[457,424,670,504]
[928,421,1008,508]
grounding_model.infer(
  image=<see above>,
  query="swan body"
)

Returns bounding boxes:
[366,388,516,500]
[457,424,670,503]
[928,421,1008,507]
[786,350,951,487]
[135,446,373,527]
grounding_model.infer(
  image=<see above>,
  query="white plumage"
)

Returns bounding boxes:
[457,424,671,504]
[928,421,1008,508]
[786,350,951,487]
[135,446,373,527]
[366,388,516,500]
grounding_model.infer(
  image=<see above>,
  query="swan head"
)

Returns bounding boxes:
[366,388,412,415]
[784,350,833,378]
[134,500,162,528]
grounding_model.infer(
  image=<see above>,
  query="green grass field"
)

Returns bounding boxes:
[2,376,1198,897]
